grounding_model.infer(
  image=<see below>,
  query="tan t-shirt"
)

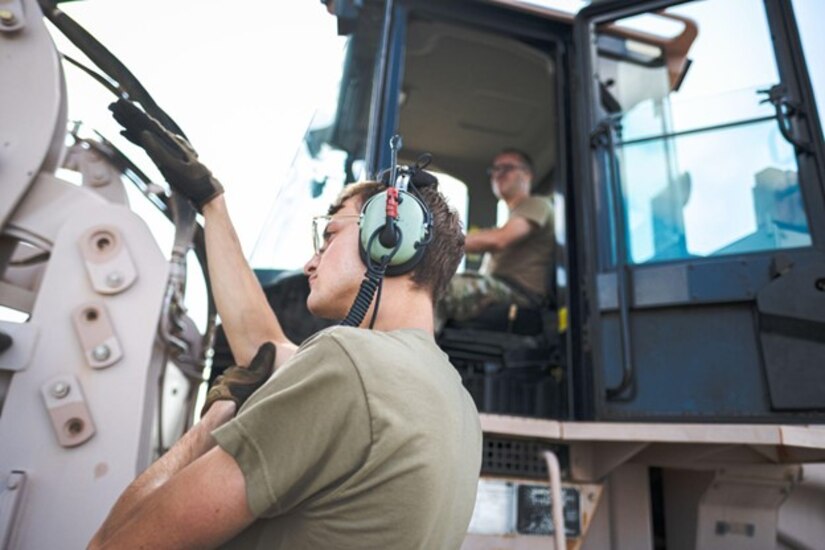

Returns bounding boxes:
[213,327,482,550]
[485,195,554,297]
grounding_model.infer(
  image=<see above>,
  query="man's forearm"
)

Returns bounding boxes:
[202,197,293,366]
[466,217,533,254]
[465,229,501,253]
[91,402,236,547]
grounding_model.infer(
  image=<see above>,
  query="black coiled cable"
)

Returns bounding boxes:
[340,263,387,327]
[340,227,401,328]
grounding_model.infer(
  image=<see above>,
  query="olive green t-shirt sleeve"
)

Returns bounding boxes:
[212,333,372,518]
[511,196,552,227]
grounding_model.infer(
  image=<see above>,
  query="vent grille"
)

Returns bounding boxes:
[482,436,568,480]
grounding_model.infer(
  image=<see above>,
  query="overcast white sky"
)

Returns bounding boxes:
[55,0,347,255]
[41,1,347,328]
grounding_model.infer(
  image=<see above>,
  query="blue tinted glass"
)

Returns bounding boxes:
[597,0,813,265]
[600,0,780,142]
[620,121,810,263]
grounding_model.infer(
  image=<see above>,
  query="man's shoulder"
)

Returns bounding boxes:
[287,327,443,379]
[519,195,552,212]
[240,327,364,412]
[511,195,552,226]
[274,327,357,379]
[286,327,394,370]
[324,327,438,359]
[299,326,378,352]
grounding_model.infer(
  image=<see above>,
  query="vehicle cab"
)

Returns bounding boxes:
[273,0,825,546]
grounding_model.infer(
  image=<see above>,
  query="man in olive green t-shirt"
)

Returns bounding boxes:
[438,148,554,327]
[214,327,481,549]
[92,101,481,549]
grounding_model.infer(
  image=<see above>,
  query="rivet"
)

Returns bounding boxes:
[51,382,70,399]
[92,344,111,362]
[0,10,16,25]
[106,271,124,288]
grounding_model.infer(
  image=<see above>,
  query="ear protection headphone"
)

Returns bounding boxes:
[340,135,435,327]
[359,175,433,276]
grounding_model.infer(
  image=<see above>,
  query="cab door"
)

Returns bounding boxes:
[572,0,825,420]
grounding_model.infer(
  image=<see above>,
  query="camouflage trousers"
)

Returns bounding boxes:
[436,272,533,331]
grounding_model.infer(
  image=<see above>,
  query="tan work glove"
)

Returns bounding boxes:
[201,342,276,417]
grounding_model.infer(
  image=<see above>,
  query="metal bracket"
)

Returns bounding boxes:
[697,465,799,548]
[0,471,26,548]
[72,302,123,369]
[40,374,96,448]
[78,226,137,295]
[0,320,39,372]
[0,0,25,33]
[758,84,813,154]
[63,142,130,205]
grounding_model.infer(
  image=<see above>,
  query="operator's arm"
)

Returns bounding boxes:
[465,216,534,254]
[202,197,296,367]
[89,401,254,549]
[108,99,296,367]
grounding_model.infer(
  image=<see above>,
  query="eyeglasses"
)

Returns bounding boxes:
[486,163,527,177]
[311,214,363,255]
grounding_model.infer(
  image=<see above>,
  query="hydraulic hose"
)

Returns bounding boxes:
[37,0,186,137]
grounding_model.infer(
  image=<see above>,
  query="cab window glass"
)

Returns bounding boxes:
[596,0,812,265]
[251,19,381,269]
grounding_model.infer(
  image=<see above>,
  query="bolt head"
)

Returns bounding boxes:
[0,10,16,25]
[106,271,124,288]
[92,344,111,362]
[51,382,70,399]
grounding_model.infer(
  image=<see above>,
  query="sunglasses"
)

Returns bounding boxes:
[486,163,527,177]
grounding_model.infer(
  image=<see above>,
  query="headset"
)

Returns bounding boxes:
[341,135,435,328]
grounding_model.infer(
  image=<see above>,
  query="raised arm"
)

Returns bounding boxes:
[201,197,295,366]
[109,99,296,366]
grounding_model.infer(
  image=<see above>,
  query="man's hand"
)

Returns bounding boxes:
[202,342,276,416]
[108,99,224,211]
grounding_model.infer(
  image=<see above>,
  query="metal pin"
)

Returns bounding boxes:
[92,344,111,362]
[0,10,15,25]
[106,271,124,288]
[51,382,70,399]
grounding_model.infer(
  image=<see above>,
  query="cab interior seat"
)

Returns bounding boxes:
[436,272,563,419]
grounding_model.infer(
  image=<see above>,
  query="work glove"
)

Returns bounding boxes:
[201,342,276,417]
[108,99,224,211]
